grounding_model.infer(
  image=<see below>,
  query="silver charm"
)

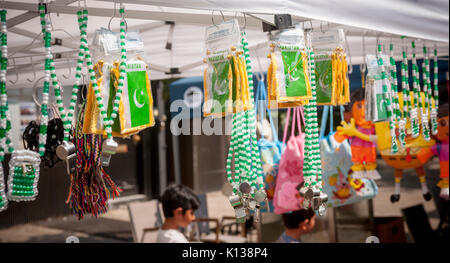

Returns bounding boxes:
[56,141,76,175]
[239,181,251,195]
[229,194,246,224]
[101,138,118,167]
[254,188,267,203]
[313,191,328,211]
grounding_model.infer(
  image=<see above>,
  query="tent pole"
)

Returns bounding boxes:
[157,80,168,194]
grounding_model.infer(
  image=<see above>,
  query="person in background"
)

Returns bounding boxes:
[157,184,200,243]
[277,209,316,243]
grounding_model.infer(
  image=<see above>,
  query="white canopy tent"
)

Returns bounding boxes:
[2,0,449,89]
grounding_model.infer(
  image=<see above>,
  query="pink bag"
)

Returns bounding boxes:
[273,107,306,214]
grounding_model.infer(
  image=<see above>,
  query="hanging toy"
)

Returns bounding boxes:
[66,102,122,219]
[373,39,436,203]
[430,45,439,136]
[336,88,380,180]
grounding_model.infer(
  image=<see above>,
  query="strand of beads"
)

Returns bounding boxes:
[241,33,264,195]
[420,45,431,141]
[389,43,405,146]
[306,46,322,190]
[226,112,240,194]
[400,37,413,134]
[410,41,421,138]
[0,9,7,162]
[0,9,8,212]
[38,3,50,156]
[377,42,398,153]
[431,46,439,135]
[39,4,71,142]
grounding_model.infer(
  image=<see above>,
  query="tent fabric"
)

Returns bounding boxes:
[103,0,449,42]
[3,0,449,88]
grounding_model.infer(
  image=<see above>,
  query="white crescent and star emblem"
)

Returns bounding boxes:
[133,89,145,108]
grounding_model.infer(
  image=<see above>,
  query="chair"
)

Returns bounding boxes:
[189,193,247,243]
[128,199,164,243]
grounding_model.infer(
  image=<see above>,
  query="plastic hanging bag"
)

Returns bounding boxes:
[365,54,390,122]
[311,28,350,105]
[255,79,285,213]
[267,26,312,109]
[321,106,378,207]
[91,28,145,64]
[203,19,250,117]
[273,107,306,214]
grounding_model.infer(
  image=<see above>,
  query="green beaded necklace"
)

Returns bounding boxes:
[0,9,41,203]
[0,9,8,211]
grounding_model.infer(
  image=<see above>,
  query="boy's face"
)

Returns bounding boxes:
[437,116,449,142]
[174,208,196,228]
[300,215,316,233]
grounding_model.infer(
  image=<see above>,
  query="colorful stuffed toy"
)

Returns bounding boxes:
[335,89,381,180]
[418,103,449,200]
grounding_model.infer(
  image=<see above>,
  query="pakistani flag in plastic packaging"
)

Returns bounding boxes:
[83,60,155,137]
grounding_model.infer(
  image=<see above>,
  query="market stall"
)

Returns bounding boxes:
[0,0,448,243]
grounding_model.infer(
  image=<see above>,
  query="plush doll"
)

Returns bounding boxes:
[335,89,381,180]
[418,103,449,200]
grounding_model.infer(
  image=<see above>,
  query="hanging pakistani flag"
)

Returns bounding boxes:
[83,60,155,137]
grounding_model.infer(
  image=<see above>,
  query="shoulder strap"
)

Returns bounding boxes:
[320,106,330,139]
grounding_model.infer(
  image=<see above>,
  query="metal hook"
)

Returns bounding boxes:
[211,10,219,27]
[26,56,36,83]
[32,76,46,108]
[344,30,353,74]
[241,12,247,31]
[108,1,117,31]
[62,58,72,79]
[360,32,367,73]
[320,21,324,33]
[8,57,19,84]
